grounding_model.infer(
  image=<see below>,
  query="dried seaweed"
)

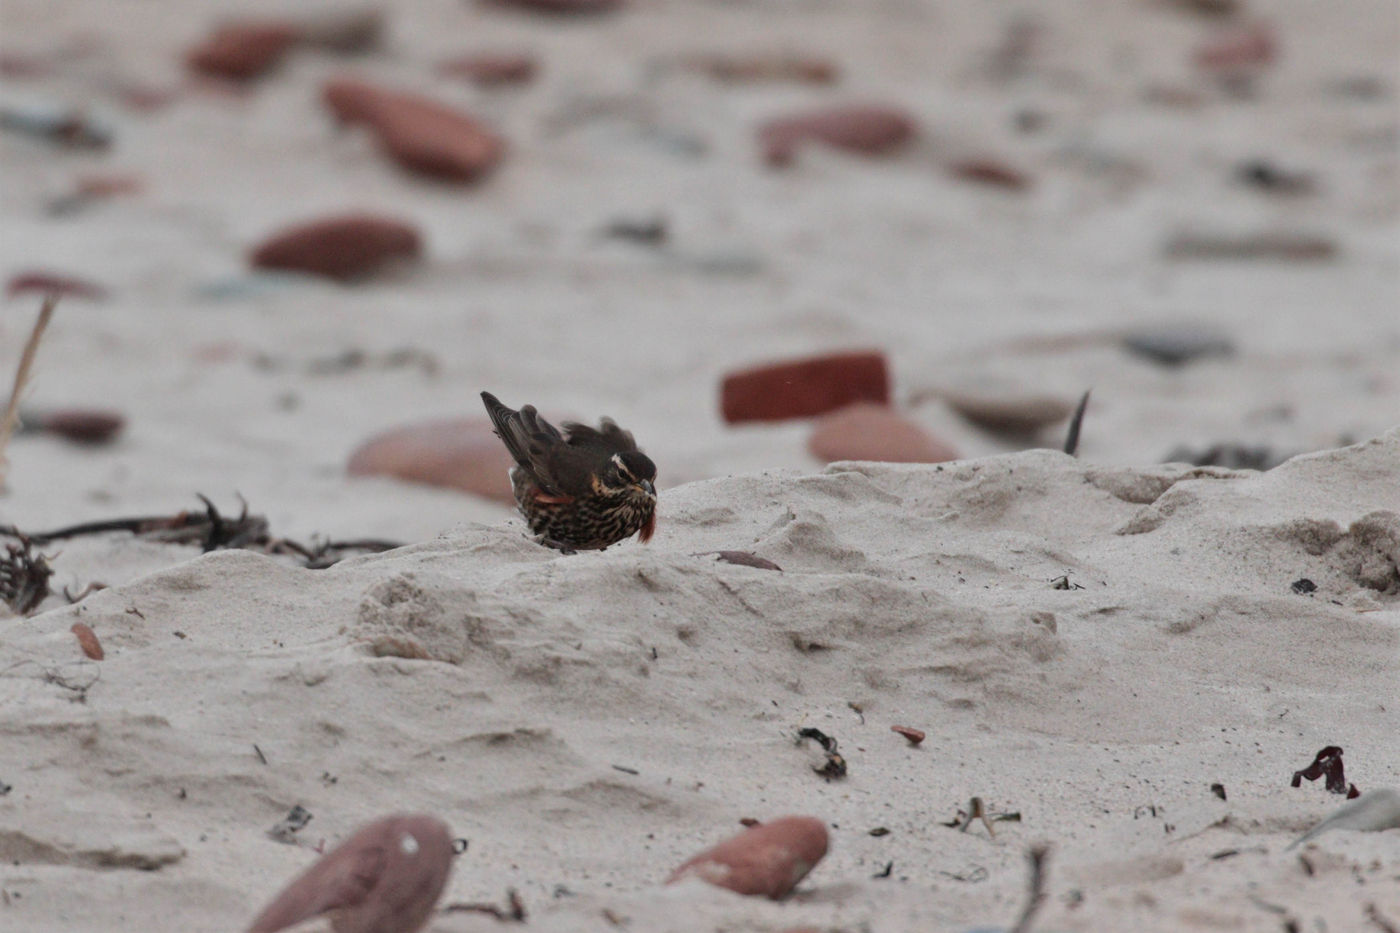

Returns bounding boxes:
[15,494,402,570]
[0,533,53,614]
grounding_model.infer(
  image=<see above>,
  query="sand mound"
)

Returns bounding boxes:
[3,432,1396,931]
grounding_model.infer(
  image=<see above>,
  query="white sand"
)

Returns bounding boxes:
[2,1,1398,931]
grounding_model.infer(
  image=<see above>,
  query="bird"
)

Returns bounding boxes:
[247,813,457,933]
[480,391,657,552]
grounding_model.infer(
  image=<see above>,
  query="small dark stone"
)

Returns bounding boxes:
[1210,782,1227,800]
[1123,325,1235,366]
[1163,443,1284,471]
[1291,578,1317,595]
[1237,160,1315,195]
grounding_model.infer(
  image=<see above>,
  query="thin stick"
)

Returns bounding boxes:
[0,295,58,490]
[1009,843,1051,933]
[1062,389,1090,456]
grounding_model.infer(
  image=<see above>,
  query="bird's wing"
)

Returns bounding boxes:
[481,392,572,492]
[561,417,638,454]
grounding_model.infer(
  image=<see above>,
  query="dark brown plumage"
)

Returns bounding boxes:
[480,391,657,552]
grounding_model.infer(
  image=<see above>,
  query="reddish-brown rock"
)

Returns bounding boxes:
[6,271,107,301]
[248,814,454,933]
[71,623,104,660]
[948,158,1032,191]
[808,404,958,464]
[891,724,925,746]
[667,816,829,900]
[186,23,299,81]
[721,351,889,424]
[31,409,126,444]
[323,77,384,124]
[347,418,516,504]
[250,214,422,282]
[1194,23,1277,72]
[483,0,623,13]
[74,173,143,198]
[321,77,506,182]
[436,53,538,87]
[759,105,915,167]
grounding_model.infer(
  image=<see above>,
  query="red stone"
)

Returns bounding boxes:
[74,173,143,198]
[347,418,516,505]
[250,214,422,282]
[891,725,925,746]
[482,0,623,13]
[321,77,505,182]
[948,158,1032,191]
[808,404,958,464]
[721,351,889,424]
[1194,23,1276,72]
[759,105,915,167]
[32,409,126,444]
[248,814,454,933]
[6,272,107,301]
[436,54,538,87]
[186,23,299,81]
[667,816,828,900]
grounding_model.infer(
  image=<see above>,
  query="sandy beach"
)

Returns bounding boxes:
[2,1,1398,930]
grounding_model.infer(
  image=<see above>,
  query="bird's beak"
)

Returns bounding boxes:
[640,480,656,497]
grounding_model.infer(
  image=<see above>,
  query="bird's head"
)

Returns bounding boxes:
[606,451,657,498]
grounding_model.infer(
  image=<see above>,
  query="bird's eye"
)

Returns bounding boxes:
[611,454,635,483]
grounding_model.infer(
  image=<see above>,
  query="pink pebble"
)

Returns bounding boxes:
[186,22,299,81]
[808,403,958,464]
[321,77,506,183]
[668,815,829,900]
[248,813,455,933]
[759,104,915,167]
[436,53,537,87]
[347,418,517,505]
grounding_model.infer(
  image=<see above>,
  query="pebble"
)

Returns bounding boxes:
[758,105,915,167]
[940,389,1073,434]
[667,816,829,900]
[6,271,107,301]
[808,403,958,464]
[186,23,299,81]
[347,418,516,504]
[70,623,104,660]
[1163,231,1337,261]
[1236,159,1316,196]
[1194,23,1277,73]
[25,409,126,444]
[1162,442,1289,470]
[436,53,537,87]
[0,101,112,148]
[721,351,890,423]
[1122,324,1235,366]
[322,77,506,182]
[293,8,384,53]
[249,214,422,282]
[249,814,455,933]
[684,53,838,85]
[948,158,1032,190]
[483,0,624,12]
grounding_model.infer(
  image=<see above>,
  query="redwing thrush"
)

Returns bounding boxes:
[480,391,657,552]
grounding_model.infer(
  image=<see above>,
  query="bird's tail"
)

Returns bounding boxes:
[480,391,530,464]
